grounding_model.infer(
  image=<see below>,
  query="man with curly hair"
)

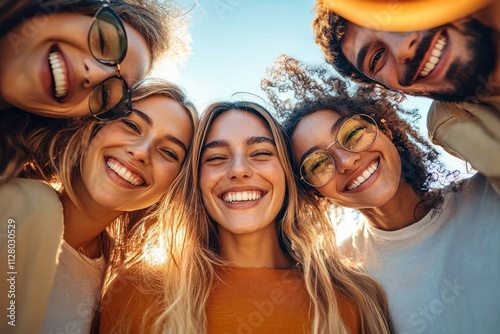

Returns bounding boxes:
[313,0,500,193]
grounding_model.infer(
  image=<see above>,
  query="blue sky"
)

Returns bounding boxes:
[153,0,468,174]
[166,0,326,109]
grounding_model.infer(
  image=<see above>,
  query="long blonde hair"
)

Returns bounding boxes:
[110,101,391,333]
[7,78,197,272]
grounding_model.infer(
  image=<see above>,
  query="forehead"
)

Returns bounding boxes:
[341,22,380,67]
[206,110,272,142]
[292,110,341,156]
[133,95,193,145]
[294,109,342,136]
[133,95,185,120]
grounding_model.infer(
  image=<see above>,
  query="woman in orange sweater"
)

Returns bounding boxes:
[100,101,392,333]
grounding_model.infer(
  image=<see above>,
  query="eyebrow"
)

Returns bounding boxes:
[202,136,275,153]
[299,116,346,164]
[131,108,188,153]
[131,108,152,125]
[356,44,370,73]
[247,136,275,146]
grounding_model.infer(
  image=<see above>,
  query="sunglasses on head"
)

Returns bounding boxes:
[299,114,379,187]
[87,3,132,121]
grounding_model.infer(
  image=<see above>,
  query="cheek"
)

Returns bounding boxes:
[155,162,181,189]
[80,153,92,182]
[82,137,103,173]
[386,145,402,174]
[199,169,214,199]
[199,174,218,219]
[316,183,337,199]
[276,172,287,200]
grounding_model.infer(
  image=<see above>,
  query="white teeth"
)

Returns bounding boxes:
[419,36,446,78]
[347,161,379,191]
[431,49,441,58]
[222,191,262,203]
[49,52,67,98]
[428,56,439,65]
[106,159,144,186]
[434,38,446,51]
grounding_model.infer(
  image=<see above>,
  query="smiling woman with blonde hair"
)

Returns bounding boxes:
[100,100,391,333]
[0,0,192,188]
[0,78,198,333]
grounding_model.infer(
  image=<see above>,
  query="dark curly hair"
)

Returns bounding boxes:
[312,1,379,86]
[261,55,458,215]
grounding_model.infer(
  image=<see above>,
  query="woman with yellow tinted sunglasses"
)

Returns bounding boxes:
[263,56,500,334]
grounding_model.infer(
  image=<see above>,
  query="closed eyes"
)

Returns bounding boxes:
[204,154,226,162]
[251,149,273,157]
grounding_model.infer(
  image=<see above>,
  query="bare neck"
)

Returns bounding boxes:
[360,180,429,231]
[219,225,295,269]
[60,192,122,259]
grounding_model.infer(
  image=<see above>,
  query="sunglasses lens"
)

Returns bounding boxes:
[300,115,378,187]
[338,115,378,151]
[301,151,335,187]
[89,7,127,64]
[90,77,129,121]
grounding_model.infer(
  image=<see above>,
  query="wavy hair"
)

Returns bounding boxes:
[52,77,197,263]
[312,0,378,85]
[2,78,197,279]
[107,100,391,333]
[261,55,457,220]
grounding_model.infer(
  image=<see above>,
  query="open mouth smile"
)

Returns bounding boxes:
[106,158,145,186]
[346,160,379,191]
[48,46,68,100]
[415,34,447,81]
[222,191,264,203]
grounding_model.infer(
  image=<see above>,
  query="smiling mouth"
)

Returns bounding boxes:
[48,48,68,100]
[415,35,447,80]
[222,191,263,203]
[106,158,145,186]
[347,161,379,191]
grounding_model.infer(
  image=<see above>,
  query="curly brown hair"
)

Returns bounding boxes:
[261,55,457,212]
[312,1,378,86]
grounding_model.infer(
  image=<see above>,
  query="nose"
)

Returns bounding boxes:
[82,58,118,89]
[127,140,151,165]
[227,154,253,179]
[388,31,419,65]
[329,147,360,174]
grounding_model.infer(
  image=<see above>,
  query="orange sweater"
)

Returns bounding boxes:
[206,267,360,333]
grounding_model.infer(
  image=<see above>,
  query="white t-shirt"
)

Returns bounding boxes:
[42,241,105,334]
[340,173,500,333]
